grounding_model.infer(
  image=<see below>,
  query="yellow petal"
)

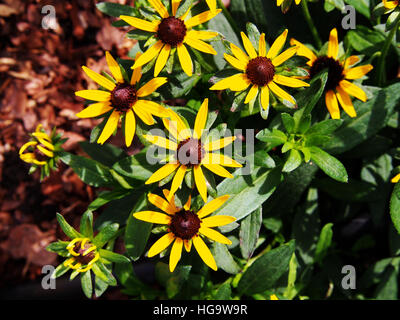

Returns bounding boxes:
[172,0,181,15]
[75,90,111,102]
[177,43,193,77]
[185,36,217,55]
[260,85,270,110]
[344,65,373,80]
[184,195,191,210]
[76,102,112,118]
[131,52,143,85]
[244,84,259,104]
[37,145,53,158]
[194,98,208,139]
[135,100,169,117]
[202,163,233,178]
[146,163,180,184]
[186,30,218,40]
[391,173,400,183]
[336,86,357,118]
[272,46,298,67]
[268,81,295,105]
[193,236,217,271]
[148,0,169,18]
[148,193,176,214]
[204,136,236,152]
[133,210,171,224]
[259,33,267,57]
[165,109,191,140]
[97,110,120,144]
[210,73,250,91]
[230,43,249,63]
[82,66,116,91]
[119,15,159,32]
[19,141,37,155]
[224,53,247,71]
[148,233,175,257]
[240,32,257,59]
[199,227,232,245]
[105,51,124,83]
[273,74,310,88]
[290,38,317,64]
[185,9,222,28]
[154,44,171,77]
[184,239,192,252]
[169,165,187,200]
[169,238,183,272]
[267,29,288,59]
[132,40,164,69]
[201,215,236,228]
[344,56,360,70]
[143,134,177,150]
[206,0,217,12]
[133,102,155,125]
[328,28,339,59]
[194,165,208,202]
[137,77,168,97]
[203,152,242,167]
[124,109,136,147]
[197,195,230,218]
[325,90,340,119]
[339,80,367,102]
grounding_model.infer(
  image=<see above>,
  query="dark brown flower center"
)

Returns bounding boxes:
[111,83,137,112]
[246,57,275,86]
[170,210,201,240]
[72,241,97,265]
[177,138,205,166]
[309,56,344,91]
[157,17,187,47]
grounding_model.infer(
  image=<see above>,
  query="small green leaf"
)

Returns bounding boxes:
[390,183,400,234]
[81,270,93,299]
[93,223,119,248]
[80,210,93,238]
[96,2,137,17]
[239,206,262,259]
[99,249,131,264]
[283,149,302,173]
[309,146,348,183]
[281,113,295,133]
[92,261,117,286]
[314,223,333,265]
[56,213,82,239]
[212,242,241,274]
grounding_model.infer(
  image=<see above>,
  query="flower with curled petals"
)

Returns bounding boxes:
[210,29,309,112]
[119,0,221,77]
[291,28,373,119]
[133,190,235,272]
[75,51,169,147]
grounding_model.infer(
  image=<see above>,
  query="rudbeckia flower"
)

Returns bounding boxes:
[75,51,169,147]
[133,190,235,272]
[291,28,373,119]
[64,238,100,273]
[210,29,309,111]
[119,0,221,77]
[143,98,242,202]
[383,0,399,10]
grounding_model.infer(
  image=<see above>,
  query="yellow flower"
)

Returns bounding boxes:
[270,294,279,300]
[19,124,55,166]
[143,98,242,202]
[383,0,399,10]
[392,173,400,183]
[277,0,301,8]
[133,190,235,272]
[206,0,217,12]
[75,51,169,147]
[64,238,100,273]
[210,29,309,111]
[291,28,373,119]
[120,0,221,77]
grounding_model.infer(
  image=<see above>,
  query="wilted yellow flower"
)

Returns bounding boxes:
[64,238,100,273]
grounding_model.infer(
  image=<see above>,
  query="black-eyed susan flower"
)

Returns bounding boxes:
[75,51,169,147]
[133,189,235,272]
[143,98,242,202]
[119,0,221,77]
[291,28,373,119]
[210,30,309,111]
[64,237,100,273]
[19,124,65,180]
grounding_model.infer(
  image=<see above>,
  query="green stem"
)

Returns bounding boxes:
[377,21,399,87]
[301,0,322,49]
[216,0,241,35]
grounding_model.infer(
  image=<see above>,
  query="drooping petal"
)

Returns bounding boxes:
[202,163,233,178]
[132,41,164,69]
[271,46,298,67]
[210,73,250,91]
[137,77,168,97]
[268,81,296,105]
[97,110,120,144]
[197,195,230,218]
[184,36,217,55]
[133,210,171,224]
[146,163,180,184]
[336,86,357,118]
[339,80,367,102]
[105,51,124,83]
[201,215,236,228]
[154,45,171,77]
[124,109,136,147]
[148,193,176,214]
[193,165,208,202]
[260,85,270,110]
[169,165,187,200]
[193,236,217,271]
[273,74,310,88]
[240,32,258,59]
[244,84,259,104]
[75,102,113,118]
[148,233,175,257]
[148,0,169,18]
[224,53,247,71]
[184,9,222,28]
[169,238,183,272]
[82,66,116,91]
[75,90,111,102]
[177,43,193,77]
[194,98,208,139]
[327,28,339,60]
[132,102,155,125]
[199,227,232,244]
[37,145,53,158]
[325,90,340,119]
[267,29,288,59]
[203,137,236,152]
[344,65,373,80]
[120,15,160,32]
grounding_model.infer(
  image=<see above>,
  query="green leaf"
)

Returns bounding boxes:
[306,119,343,136]
[92,261,117,286]
[246,22,261,51]
[81,270,93,299]
[56,213,82,239]
[281,113,295,133]
[374,265,398,299]
[88,189,132,211]
[213,282,232,299]
[390,183,400,234]
[125,194,153,261]
[314,223,333,265]
[98,249,131,264]
[93,223,119,248]
[212,242,241,274]
[96,2,137,17]
[94,276,109,298]
[239,206,262,259]
[282,149,302,173]
[344,0,370,18]
[309,146,348,183]
[237,240,295,295]
[46,241,69,253]
[79,141,126,167]
[80,210,93,238]
[51,263,70,279]
[256,128,287,150]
